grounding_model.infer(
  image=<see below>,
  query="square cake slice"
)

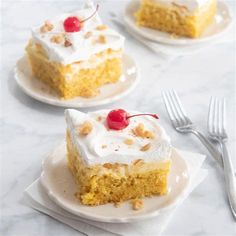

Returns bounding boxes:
[26,1,125,99]
[135,0,217,38]
[65,109,172,206]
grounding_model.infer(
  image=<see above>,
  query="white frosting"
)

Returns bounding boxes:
[151,0,211,12]
[31,0,125,65]
[65,109,172,166]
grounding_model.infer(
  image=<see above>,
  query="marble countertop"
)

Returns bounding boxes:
[1,0,235,235]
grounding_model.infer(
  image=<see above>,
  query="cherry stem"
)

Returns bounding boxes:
[81,4,99,23]
[127,113,159,120]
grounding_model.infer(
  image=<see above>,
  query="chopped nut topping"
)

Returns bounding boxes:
[140,143,151,152]
[50,34,64,44]
[96,116,103,122]
[144,130,155,139]
[131,199,143,211]
[103,163,113,169]
[78,121,93,135]
[133,159,144,166]
[96,25,108,31]
[101,145,107,149]
[97,35,107,44]
[132,123,155,139]
[64,39,72,47]
[84,31,92,39]
[124,138,134,145]
[40,21,54,33]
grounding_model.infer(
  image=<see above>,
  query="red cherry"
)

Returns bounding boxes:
[63,5,99,33]
[107,109,129,130]
[64,17,81,32]
[106,109,159,130]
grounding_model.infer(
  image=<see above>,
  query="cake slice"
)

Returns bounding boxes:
[26,1,125,99]
[65,109,172,206]
[135,0,217,38]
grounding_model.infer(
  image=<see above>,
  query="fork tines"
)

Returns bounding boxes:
[208,97,227,139]
[162,90,192,128]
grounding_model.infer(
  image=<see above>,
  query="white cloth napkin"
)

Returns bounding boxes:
[24,149,208,236]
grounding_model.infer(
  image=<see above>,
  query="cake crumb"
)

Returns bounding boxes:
[114,202,121,208]
[84,31,92,39]
[40,21,54,33]
[170,33,179,39]
[131,199,143,211]
[101,145,107,149]
[78,121,93,135]
[96,25,108,31]
[124,138,134,145]
[140,143,151,152]
[50,34,64,44]
[74,192,80,199]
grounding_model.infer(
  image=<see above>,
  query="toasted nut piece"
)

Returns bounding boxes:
[103,163,113,169]
[132,123,155,139]
[140,143,151,152]
[144,130,155,139]
[78,121,93,135]
[96,25,108,31]
[40,21,54,33]
[84,31,92,39]
[97,35,107,44]
[133,159,144,166]
[131,199,143,211]
[124,138,134,145]
[50,34,64,44]
[132,123,145,137]
[64,39,72,47]
[96,116,103,122]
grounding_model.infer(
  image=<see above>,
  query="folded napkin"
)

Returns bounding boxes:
[24,149,208,236]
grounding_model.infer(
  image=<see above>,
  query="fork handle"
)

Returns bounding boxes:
[220,142,236,219]
[190,130,223,167]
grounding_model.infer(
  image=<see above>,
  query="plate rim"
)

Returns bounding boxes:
[40,141,190,223]
[14,54,140,108]
[124,0,233,46]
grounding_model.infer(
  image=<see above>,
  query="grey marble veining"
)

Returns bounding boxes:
[0,0,236,235]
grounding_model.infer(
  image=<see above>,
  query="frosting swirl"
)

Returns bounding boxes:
[65,109,172,165]
[31,1,124,65]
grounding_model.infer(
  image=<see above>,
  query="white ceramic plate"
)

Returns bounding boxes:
[40,142,189,223]
[124,0,232,45]
[14,55,139,108]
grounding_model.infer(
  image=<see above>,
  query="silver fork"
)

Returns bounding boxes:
[162,90,223,167]
[208,97,236,219]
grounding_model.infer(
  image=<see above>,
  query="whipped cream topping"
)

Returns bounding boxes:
[31,0,124,65]
[65,109,172,166]
[151,0,212,12]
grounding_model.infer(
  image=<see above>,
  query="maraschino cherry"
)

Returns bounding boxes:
[63,5,99,32]
[106,109,159,130]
